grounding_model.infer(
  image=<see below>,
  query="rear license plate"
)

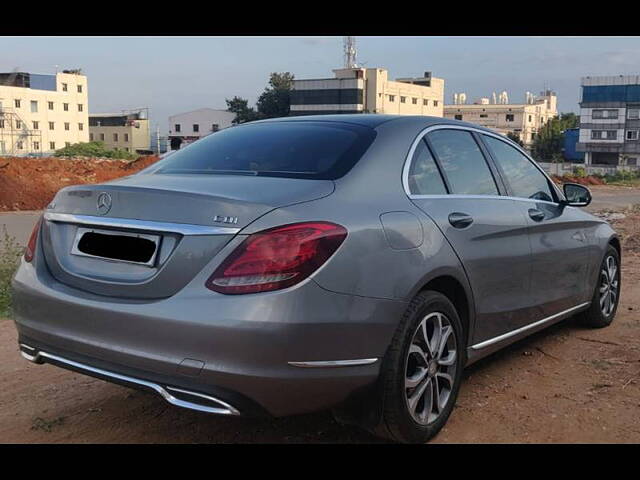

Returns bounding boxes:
[70,227,160,267]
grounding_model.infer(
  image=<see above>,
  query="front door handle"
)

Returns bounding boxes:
[528,208,545,222]
[448,212,474,229]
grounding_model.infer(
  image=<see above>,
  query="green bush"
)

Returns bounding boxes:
[573,166,586,178]
[53,141,137,160]
[0,226,23,318]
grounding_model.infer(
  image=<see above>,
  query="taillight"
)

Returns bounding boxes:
[24,216,43,263]
[206,222,347,294]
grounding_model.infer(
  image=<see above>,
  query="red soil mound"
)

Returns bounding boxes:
[0,155,159,211]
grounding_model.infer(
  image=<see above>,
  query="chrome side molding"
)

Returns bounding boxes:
[19,345,240,416]
[470,302,591,350]
[288,358,378,368]
[44,212,240,236]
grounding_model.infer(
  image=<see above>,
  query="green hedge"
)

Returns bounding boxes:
[53,141,137,160]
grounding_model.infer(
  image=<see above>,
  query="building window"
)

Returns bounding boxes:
[423,99,428,106]
[33,141,40,150]
[49,142,55,150]
[48,101,54,110]
[77,85,83,93]
[100,133,105,141]
[412,97,418,105]
[49,122,55,130]
[15,120,22,129]
[388,95,395,102]
[63,103,69,112]
[626,130,639,141]
[17,141,23,150]
[14,99,21,108]
[78,123,83,131]
[125,147,130,152]
[175,124,181,132]
[479,114,488,118]
[193,124,200,132]
[62,83,68,92]
[124,133,129,142]
[628,157,638,166]
[593,109,619,119]
[400,96,406,103]
[528,115,532,122]
[30,100,38,113]
[89,133,94,141]
[433,100,439,107]
[506,114,515,122]
[32,121,39,130]
[113,133,119,141]
[591,130,618,140]
[78,104,83,112]
[0,120,4,129]
[454,114,463,121]
[65,142,71,147]
[64,122,70,131]
[211,124,219,132]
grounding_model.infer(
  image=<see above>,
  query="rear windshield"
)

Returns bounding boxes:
[153,121,377,180]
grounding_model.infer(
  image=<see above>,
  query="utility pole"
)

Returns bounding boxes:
[156,126,161,155]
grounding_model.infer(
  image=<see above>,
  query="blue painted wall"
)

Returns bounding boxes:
[563,128,584,162]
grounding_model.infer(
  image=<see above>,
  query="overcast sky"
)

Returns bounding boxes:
[4,36,640,133]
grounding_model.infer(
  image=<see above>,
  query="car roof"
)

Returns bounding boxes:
[253,114,496,133]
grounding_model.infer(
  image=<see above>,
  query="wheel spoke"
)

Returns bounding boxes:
[438,349,457,366]
[405,366,428,389]
[407,377,431,414]
[408,343,428,364]
[437,325,453,360]
[431,375,441,414]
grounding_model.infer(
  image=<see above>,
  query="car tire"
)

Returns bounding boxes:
[371,290,465,443]
[578,245,621,329]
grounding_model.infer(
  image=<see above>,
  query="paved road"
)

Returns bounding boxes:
[1,186,638,247]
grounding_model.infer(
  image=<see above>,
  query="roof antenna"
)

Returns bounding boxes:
[344,36,358,69]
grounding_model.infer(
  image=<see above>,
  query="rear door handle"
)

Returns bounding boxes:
[448,212,474,229]
[528,208,545,222]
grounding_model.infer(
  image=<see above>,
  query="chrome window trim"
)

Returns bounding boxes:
[44,212,240,236]
[288,358,378,368]
[470,302,590,350]
[19,346,240,416]
[402,124,565,203]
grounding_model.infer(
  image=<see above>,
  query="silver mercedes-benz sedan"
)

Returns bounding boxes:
[11,115,621,443]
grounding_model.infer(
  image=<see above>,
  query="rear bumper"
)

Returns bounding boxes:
[11,257,405,417]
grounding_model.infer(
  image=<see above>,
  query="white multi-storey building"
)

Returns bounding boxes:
[0,70,89,156]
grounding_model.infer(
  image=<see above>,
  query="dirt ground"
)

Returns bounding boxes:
[0,196,639,443]
[0,156,159,212]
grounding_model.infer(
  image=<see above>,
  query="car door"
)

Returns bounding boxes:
[479,133,591,320]
[405,126,534,345]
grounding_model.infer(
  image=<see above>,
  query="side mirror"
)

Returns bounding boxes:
[562,183,592,207]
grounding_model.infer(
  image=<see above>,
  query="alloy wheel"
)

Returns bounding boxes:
[404,312,458,425]
[599,255,619,317]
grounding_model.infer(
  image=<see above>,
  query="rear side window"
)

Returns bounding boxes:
[407,139,447,195]
[427,129,499,195]
[154,121,376,180]
[482,135,555,202]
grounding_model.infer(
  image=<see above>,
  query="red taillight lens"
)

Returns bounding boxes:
[206,222,347,294]
[24,216,43,263]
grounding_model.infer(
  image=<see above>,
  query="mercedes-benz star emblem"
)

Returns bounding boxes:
[96,192,112,215]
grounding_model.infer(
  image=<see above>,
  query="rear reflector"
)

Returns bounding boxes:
[24,216,43,263]
[206,222,347,294]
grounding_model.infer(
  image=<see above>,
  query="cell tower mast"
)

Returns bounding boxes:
[343,36,358,69]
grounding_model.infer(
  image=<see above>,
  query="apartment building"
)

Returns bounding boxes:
[444,91,558,148]
[0,70,89,155]
[576,75,640,166]
[290,67,444,117]
[168,108,235,148]
[89,109,150,154]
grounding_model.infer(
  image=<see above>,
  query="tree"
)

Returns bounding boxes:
[225,96,260,124]
[506,132,524,147]
[531,112,580,161]
[256,72,294,119]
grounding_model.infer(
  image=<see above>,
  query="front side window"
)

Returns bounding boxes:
[155,121,377,180]
[427,129,498,195]
[407,139,447,195]
[482,135,555,202]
